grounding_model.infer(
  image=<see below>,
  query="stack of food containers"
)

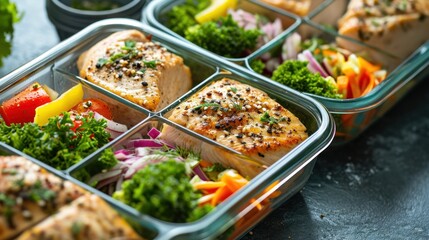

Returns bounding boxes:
[144,0,429,145]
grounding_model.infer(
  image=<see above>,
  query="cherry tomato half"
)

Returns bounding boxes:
[71,98,113,120]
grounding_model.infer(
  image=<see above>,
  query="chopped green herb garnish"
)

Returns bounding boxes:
[260,112,285,125]
[230,87,237,93]
[71,221,84,237]
[28,181,56,202]
[371,20,380,27]
[97,58,108,67]
[110,53,125,62]
[233,103,242,111]
[143,60,157,68]
[13,178,24,188]
[1,168,17,175]
[398,0,407,11]
[193,102,221,111]
[124,40,136,49]
[0,193,15,228]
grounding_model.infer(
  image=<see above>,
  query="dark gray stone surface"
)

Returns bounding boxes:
[1,1,428,240]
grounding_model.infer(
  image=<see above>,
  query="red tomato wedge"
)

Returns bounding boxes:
[71,98,113,120]
[0,83,52,125]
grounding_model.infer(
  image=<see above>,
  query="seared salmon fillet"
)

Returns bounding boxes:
[18,195,142,240]
[161,78,308,177]
[0,156,84,239]
[78,30,192,111]
[259,0,311,16]
[337,0,429,61]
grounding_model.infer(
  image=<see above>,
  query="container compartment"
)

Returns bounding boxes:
[0,69,148,171]
[0,154,147,239]
[306,0,348,28]
[314,0,429,64]
[163,72,321,149]
[54,28,218,113]
[144,0,300,64]
[245,20,429,145]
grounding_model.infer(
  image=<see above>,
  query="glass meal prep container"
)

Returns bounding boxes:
[0,19,334,239]
[144,0,429,146]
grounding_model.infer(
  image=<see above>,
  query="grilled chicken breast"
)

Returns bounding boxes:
[161,78,308,177]
[259,0,311,16]
[78,30,192,111]
[337,0,429,62]
[0,156,84,239]
[18,195,142,240]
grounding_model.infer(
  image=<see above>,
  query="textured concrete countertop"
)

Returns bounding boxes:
[1,1,428,239]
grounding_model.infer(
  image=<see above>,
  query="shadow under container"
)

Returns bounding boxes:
[0,19,335,239]
[243,15,429,145]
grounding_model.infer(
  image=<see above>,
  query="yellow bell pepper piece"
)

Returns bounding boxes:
[195,0,238,24]
[34,83,84,126]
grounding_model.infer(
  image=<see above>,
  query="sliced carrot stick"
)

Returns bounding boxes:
[322,49,337,57]
[193,181,225,190]
[358,57,381,73]
[221,170,249,192]
[336,75,349,98]
[349,75,361,98]
[360,74,375,96]
[358,71,370,93]
[211,185,234,206]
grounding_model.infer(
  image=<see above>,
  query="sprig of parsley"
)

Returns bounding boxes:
[0,0,20,67]
[260,111,285,125]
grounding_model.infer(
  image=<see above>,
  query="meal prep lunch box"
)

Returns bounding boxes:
[0,19,334,239]
[144,0,429,146]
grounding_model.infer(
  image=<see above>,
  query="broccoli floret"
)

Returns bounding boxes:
[166,0,210,36]
[113,160,211,223]
[250,59,266,74]
[184,15,262,58]
[271,60,343,99]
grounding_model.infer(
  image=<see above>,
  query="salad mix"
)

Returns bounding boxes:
[253,32,388,99]
[77,127,279,223]
[167,0,285,58]
[0,83,128,170]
